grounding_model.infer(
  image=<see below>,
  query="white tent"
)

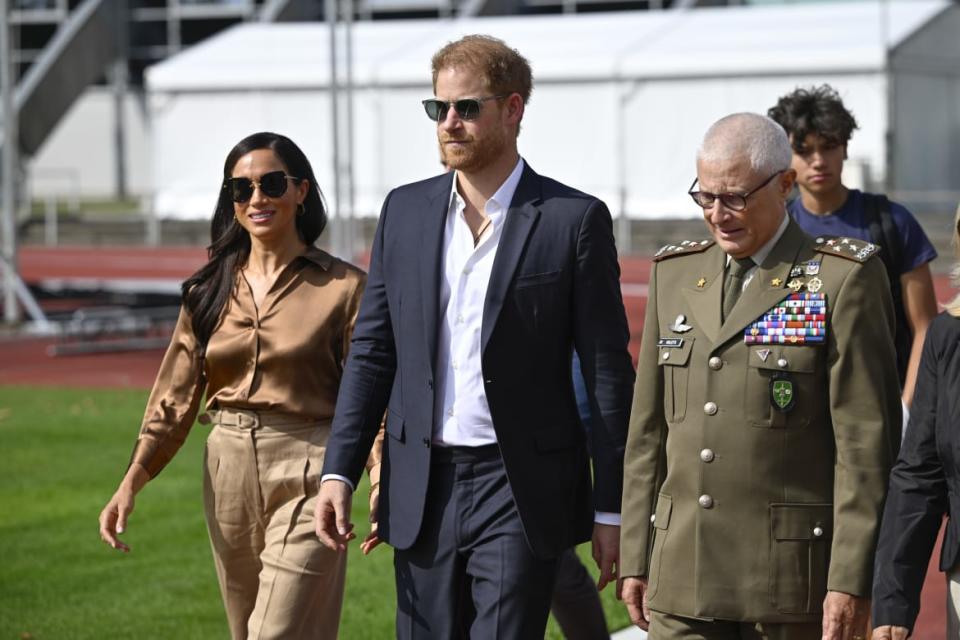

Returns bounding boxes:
[146,0,960,221]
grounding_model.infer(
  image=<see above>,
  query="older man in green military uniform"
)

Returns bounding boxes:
[619,113,901,640]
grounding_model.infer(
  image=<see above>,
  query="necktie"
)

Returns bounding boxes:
[722,257,754,321]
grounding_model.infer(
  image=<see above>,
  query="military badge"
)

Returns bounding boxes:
[770,372,796,412]
[771,278,783,287]
[804,261,821,276]
[787,279,804,292]
[744,292,828,344]
[789,265,804,278]
[806,277,823,293]
[669,315,693,333]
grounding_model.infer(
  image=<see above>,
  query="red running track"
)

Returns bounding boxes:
[0,246,951,637]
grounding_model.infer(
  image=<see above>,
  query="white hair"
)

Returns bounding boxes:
[697,113,793,175]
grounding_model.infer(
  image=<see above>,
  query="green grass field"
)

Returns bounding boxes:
[0,387,630,639]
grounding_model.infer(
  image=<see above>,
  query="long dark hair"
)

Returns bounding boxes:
[181,132,327,348]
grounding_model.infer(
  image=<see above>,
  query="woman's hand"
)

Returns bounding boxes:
[99,486,135,552]
[360,482,382,555]
[99,464,149,552]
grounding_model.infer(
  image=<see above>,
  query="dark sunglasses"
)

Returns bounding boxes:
[421,94,510,122]
[223,170,301,203]
[688,170,784,212]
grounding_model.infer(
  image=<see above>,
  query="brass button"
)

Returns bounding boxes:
[700,448,715,463]
[813,526,824,538]
[777,358,788,368]
[698,494,714,509]
[708,356,722,370]
[661,351,670,361]
[704,402,718,416]
[650,514,656,524]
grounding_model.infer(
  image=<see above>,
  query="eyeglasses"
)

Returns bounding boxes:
[421,94,510,122]
[688,170,784,212]
[223,170,301,203]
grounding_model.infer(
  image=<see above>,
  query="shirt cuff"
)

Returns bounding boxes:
[901,398,910,437]
[594,511,621,526]
[320,474,355,491]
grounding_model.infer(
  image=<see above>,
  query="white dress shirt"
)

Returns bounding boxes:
[433,158,525,446]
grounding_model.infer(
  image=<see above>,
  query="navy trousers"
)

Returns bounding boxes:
[394,445,558,640]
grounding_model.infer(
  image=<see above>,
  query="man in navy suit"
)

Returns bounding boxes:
[315,34,635,639]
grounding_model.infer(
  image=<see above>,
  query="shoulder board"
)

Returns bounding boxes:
[812,236,881,263]
[653,239,715,262]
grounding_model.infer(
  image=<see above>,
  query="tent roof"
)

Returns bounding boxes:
[146,0,949,92]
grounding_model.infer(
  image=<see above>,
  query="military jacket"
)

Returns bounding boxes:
[620,219,901,622]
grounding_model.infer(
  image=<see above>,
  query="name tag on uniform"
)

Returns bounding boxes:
[657,338,684,348]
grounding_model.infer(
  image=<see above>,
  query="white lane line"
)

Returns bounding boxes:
[612,625,647,639]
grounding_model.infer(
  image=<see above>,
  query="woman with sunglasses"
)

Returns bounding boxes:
[98,131,381,639]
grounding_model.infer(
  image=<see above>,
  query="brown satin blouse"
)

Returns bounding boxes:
[130,246,375,478]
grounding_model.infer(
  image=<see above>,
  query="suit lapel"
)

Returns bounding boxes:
[481,164,542,353]
[420,172,455,377]
[681,246,725,344]
[715,219,808,347]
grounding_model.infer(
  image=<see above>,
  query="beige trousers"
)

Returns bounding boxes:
[202,408,346,640]
[949,566,960,638]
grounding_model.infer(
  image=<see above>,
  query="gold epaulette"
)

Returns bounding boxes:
[653,239,715,261]
[813,236,881,263]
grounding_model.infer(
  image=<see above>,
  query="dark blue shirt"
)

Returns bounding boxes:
[788,189,937,275]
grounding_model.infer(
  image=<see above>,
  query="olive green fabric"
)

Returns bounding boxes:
[620,220,901,623]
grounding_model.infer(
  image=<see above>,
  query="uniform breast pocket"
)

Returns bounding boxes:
[658,338,694,423]
[745,346,819,428]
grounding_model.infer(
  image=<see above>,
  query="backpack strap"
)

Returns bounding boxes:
[862,192,910,385]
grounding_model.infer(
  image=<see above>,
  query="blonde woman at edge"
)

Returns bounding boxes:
[98,132,382,640]
[873,202,960,640]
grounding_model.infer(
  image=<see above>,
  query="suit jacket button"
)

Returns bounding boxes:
[703,402,718,416]
[813,526,824,537]
[708,356,722,370]
[422,437,431,448]
[698,494,714,509]
[700,448,715,463]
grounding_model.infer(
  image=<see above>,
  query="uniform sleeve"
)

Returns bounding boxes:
[872,316,949,631]
[891,202,937,274]
[619,262,668,578]
[129,305,206,478]
[826,255,902,595]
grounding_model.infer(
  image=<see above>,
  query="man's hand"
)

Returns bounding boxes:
[591,523,620,591]
[871,625,909,640]
[821,591,869,640]
[314,479,355,552]
[620,576,650,630]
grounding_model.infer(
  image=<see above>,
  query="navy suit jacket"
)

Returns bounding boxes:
[321,163,635,558]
